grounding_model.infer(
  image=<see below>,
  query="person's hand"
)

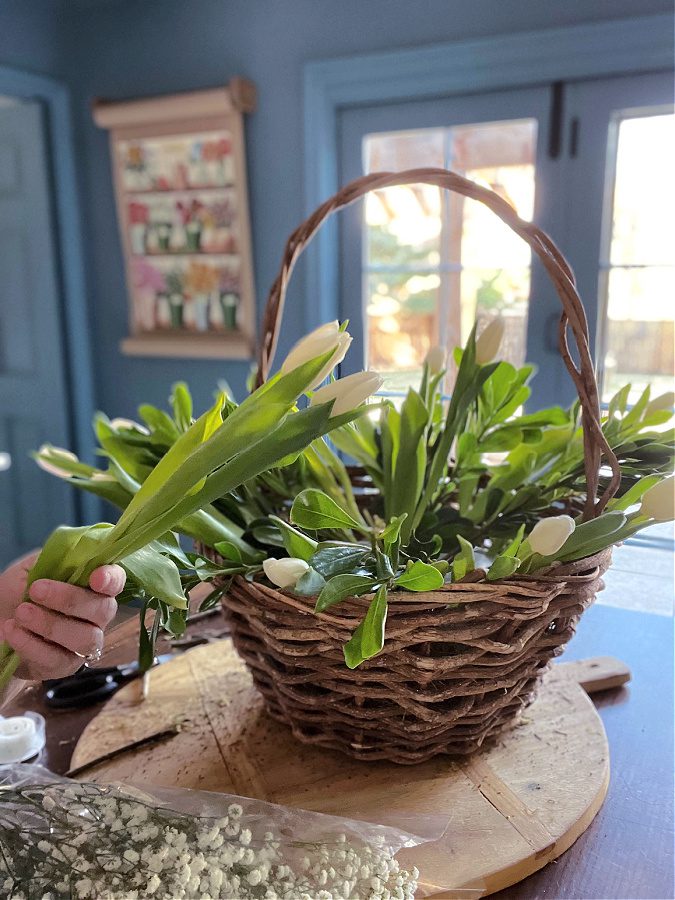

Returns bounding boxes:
[0,551,126,681]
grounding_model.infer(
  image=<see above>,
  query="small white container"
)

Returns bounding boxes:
[0,712,46,763]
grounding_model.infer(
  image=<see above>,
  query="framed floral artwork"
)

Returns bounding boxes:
[93,80,256,358]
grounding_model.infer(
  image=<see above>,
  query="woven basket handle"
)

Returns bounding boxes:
[257,167,620,519]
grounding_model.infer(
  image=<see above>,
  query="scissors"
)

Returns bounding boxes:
[42,655,173,709]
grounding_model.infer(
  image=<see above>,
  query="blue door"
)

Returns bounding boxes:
[0,100,75,566]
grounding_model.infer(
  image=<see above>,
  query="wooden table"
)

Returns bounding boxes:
[6,603,674,900]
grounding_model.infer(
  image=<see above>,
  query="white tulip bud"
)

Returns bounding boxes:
[425,345,446,374]
[528,515,576,556]
[35,446,78,479]
[262,557,310,589]
[280,321,353,389]
[310,371,384,417]
[640,476,675,522]
[645,392,675,416]
[110,417,141,430]
[475,318,505,365]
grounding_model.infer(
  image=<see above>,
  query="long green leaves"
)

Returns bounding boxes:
[0,340,377,690]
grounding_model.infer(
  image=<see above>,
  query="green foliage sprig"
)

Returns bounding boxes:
[30,321,675,672]
[0,327,381,688]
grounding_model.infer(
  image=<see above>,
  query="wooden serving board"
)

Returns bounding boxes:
[71,642,630,898]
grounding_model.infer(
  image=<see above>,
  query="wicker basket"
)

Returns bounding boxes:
[219,168,622,764]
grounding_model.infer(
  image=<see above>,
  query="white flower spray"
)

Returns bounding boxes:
[0,781,419,900]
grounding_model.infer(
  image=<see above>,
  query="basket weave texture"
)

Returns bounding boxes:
[218,550,611,763]
[217,167,622,763]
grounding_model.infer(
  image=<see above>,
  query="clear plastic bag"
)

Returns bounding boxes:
[0,764,446,899]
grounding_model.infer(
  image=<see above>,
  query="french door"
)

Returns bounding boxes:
[0,101,76,566]
[337,72,673,411]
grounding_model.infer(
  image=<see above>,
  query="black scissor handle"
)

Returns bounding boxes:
[44,671,122,709]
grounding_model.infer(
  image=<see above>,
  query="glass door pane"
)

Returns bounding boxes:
[338,87,551,394]
[362,120,537,393]
[599,111,675,403]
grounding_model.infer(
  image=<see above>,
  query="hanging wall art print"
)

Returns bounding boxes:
[94,80,256,359]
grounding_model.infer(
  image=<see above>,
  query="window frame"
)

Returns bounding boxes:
[302,14,673,406]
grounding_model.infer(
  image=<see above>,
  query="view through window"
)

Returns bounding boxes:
[599,110,675,404]
[363,120,537,393]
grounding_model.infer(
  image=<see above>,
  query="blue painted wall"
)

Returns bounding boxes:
[0,1,67,77]
[3,0,674,422]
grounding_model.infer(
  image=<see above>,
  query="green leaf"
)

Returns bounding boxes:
[315,573,379,612]
[213,541,244,564]
[310,544,371,579]
[152,531,192,568]
[452,534,476,581]
[487,555,521,581]
[94,415,154,483]
[290,489,362,532]
[269,515,318,561]
[395,560,444,592]
[120,545,188,609]
[503,523,526,557]
[608,475,661,512]
[390,389,429,541]
[344,585,389,669]
[171,382,193,431]
[167,608,188,638]
[622,385,651,428]
[379,514,407,551]
[556,511,627,562]
[248,519,285,546]
[293,567,327,596]
[608,383,632,419]
[138,405,180,445]
[27,523,114,587]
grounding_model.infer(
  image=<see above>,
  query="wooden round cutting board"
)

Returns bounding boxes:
[70,641,629,898]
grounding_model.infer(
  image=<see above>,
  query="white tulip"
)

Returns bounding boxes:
[280,321,353,389]
[35,446,78,479]
[528,515,576,556]
[310,371,384,417]
[640,476,675,522]
[475,318,505,365]
[645,392,675,416]
[262,557,310,589]
[110,417,149,433]
[425,345,447,374]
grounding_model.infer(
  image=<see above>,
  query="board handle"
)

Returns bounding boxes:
[557,656,631,694]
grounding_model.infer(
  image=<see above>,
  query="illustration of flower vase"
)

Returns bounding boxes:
[220,292,239,330]
[156,223,172,252]
[193,293,210,331]
[170,221,187,252]
[128,201,149,254]
[156,294,172,329]
[186,221,202,252]
[130,223,147,254]
[168,293,184,329]
[137,290,157,331]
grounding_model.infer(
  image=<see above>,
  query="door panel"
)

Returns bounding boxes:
[338,72,674,409]
[0,101,75,566]
[338,86,569,406]
[561,71,674,403]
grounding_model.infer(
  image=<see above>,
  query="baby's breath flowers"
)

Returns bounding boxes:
[0,776,420,900]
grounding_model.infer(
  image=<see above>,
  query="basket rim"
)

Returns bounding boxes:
[225,546,611,623]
